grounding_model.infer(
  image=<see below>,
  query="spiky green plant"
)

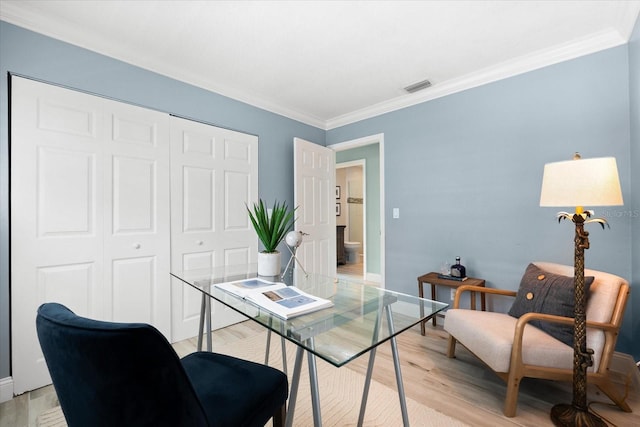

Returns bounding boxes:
[247,200,296,253]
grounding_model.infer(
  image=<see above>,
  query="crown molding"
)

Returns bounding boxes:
[2,2,636,132]
[0,5,327,129]
[325,29,628,130]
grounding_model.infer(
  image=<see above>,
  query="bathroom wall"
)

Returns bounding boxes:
[345,166,364,244]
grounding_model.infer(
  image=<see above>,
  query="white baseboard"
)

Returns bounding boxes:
[0,377,13,403]
[610,352,640,392]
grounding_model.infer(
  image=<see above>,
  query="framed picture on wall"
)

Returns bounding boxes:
[336,203,341,216]
[335,186,341,199]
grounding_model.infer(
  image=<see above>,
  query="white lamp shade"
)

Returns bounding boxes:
[540,157,623,208]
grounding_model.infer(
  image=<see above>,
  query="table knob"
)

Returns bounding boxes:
[133,243,141,249]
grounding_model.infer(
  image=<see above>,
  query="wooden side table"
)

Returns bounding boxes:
[417,272,486,335]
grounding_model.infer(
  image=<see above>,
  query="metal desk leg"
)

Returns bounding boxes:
[280,336,288,375]
[265,323,272,365]
[357,346,377,427]
[197,292,212,352]
[358,298,383,426]
[264,320,288,375]
[205,296,212,352]
[385,305,409,426]
[197,293,206,351]
[286,346,305,427]
[306,339,322,427]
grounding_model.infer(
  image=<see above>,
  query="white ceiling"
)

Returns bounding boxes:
[2,1,639,129]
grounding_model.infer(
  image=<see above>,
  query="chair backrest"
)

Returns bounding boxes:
[533,262,629,373]
[36,303,209,427]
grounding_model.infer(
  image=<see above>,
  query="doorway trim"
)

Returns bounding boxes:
[328,133,384,286]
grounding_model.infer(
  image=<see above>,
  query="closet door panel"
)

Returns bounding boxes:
[11,77,105,394]
[183,166,215,232]
[103,102,171,336]
[11,77,171,393]
[170,117,258,341]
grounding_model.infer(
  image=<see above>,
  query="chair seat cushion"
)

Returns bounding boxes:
[181,352,288,427]
[444,309,575,373]
[508,263,594,346]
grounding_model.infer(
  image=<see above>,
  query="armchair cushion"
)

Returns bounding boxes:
[508,263,594,346]
[445,310,574,373]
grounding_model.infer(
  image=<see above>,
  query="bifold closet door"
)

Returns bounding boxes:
[170,116,258,342]
[10,77,170,394]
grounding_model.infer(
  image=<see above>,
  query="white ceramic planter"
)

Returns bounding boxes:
[257,251,281,277]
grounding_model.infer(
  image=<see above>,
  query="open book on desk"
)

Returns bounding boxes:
[215,278,333,319]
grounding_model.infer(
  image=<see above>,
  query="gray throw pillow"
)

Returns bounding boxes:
[508,263,594,346]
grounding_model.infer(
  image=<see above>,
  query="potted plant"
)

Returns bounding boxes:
[247,199,296,276]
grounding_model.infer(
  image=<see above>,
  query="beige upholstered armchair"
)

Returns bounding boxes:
[444,262,631,417]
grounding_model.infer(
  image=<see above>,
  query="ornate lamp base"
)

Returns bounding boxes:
[550,404,606,427]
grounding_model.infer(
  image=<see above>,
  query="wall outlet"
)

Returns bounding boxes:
[450,288,456,300]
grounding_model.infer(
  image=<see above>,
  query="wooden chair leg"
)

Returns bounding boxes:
[594,379,632,412]
[273,403,286,427]
[503,373,521,417]
[447,336,457,358]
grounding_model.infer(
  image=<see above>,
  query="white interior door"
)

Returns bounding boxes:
[10,77,171,394]
[293,138,336,277]
[170,116,258,341]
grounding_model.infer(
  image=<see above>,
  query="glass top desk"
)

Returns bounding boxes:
[171,265,448,427]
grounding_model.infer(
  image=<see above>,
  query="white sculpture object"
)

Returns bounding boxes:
[281,230,308,278]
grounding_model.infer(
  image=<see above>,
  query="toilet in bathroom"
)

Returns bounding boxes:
[344,241,361,264]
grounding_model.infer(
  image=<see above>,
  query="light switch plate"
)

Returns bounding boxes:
[393,208,399,218]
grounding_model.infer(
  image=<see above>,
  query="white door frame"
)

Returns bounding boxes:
[328,133,384,287]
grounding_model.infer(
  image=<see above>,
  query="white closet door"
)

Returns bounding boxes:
[170,116,258,342]
[10,77,170,394]
[102,100,171,335]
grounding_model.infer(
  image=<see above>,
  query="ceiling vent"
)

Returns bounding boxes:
[404,79,432,93]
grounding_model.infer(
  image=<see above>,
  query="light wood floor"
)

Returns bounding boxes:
[2,318,638,427]
[184,320,640,427]
[350,322,640,427]
[337,258,364,278]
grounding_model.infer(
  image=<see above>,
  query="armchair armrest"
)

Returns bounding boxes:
[452,285,517,308]
[514,312,618,340]
[511,312,618,367]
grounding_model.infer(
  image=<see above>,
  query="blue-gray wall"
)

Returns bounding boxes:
[1,16,639,383]
[327,30,638,358]
[337,144,381,275]
[0,21,324,380]
[629,16,640,364]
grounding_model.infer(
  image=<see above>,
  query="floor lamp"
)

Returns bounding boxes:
[539,153,623,427]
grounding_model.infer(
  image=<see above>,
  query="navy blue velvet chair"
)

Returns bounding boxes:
[36,303,288,427]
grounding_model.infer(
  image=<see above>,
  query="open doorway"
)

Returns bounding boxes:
[336,161,365,280]
[329,134,384,287]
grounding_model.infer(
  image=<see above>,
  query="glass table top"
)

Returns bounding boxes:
[171,264,448,367]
